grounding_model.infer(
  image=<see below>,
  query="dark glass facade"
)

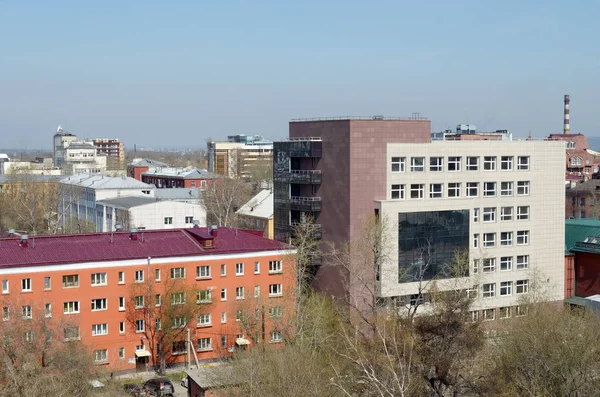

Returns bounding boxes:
[398,210,470,282]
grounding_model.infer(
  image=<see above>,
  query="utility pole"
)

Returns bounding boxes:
[147,256,152,369]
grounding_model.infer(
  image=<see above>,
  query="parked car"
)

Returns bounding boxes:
[143,377,175,397]
[123,383,144,396]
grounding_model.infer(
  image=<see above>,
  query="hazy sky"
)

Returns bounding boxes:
[1,0,599,149]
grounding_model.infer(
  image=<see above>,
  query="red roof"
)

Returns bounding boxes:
[0,227,290,269]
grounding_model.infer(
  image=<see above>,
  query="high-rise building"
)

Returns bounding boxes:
[207,139,273,179]
[92,139,125,165]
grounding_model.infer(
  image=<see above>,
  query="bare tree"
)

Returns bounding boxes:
[202,177,253,227]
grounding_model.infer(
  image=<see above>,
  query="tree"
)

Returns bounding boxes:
[202,177,253,227]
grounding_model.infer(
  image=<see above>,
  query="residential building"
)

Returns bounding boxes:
[127,158,170,181]
[0,227,294,371]
[154,188,202,205]
[141,167,218,189]
[92,139,125,165]
[207,140,273,179]
[236,189,274,239]
[96,196,206,232]
[547,133,600,182]
[565,179,600,219]
[274,117,565,321]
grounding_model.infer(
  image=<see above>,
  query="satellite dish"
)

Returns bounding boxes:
[57,125,63,133]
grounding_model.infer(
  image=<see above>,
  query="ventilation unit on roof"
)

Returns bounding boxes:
[20,235,29,248]
[130,228,138,241]
[372,115,384,120]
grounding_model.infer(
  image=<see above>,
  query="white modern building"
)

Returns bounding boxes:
[375,140,565,320]
[53,126,108,173]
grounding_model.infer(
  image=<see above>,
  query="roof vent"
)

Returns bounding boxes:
[8,229,17,237]
[115,224,123,231]
[130,228,138,241]
[20,235,29,248]
[210,225,218,237]
[192,220,200,228]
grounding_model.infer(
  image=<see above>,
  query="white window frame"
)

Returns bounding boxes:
[410,184,424,199]
[269,284,283,297]
[44,277,51,290]
[135,319,145,333]
[466,182,479,197]
[254,285,260,298]
[430,183,443,198]
[235,263,244,276]
[517,230,530,245]
[119,322,125,334]
[197,313,212,327]
[483,156,496,171]
[221,312,227,323]
[391,157,406,173]
[473,208,479,223]
[134,270,144,283]
[270,330,283,343]
[483,182,496,197]
[91,298,107,311]
[93,349,108,363]
[269,306,283,318]
[516,279,529,294]
[221,288,227,301]
[254,261,261,274]
[197,337,212,352]
[91,273,107,286]
[2,307,9,321]
[92,323,108,336]
[499,281,512,296]
[500,156,513,171]
[22,305,32,319]
[155,269,161,281]
[517,156,530,171]
[164,217,173,225]
[269,260,282,274]
[473,234,479,249]
[410,157,425,172]
[516,255,529,270]
[483,258,496,273]
[196,265,211,279]
[21,278,31,292]
[171,292,186,305]
[483,309,495,321]
[500,231,513,246]
[118,271,124,284]
[447,156,461,172]
[170,267,186,279]
[220,264,226,276]
[517,181,530,196]
[391,184,405,200]
[197,290,211,304]
[45,303,52,318]
[500,181,513,196]
[119,296,125,311]
[466,156,479,171]
[500,256,512,271]
[429,156,443,172]
[483,233,496,248]
[135,296,145,308]
[499,307,511,319]
[501,206,513,221]
[447,183,461,198]
[236,286,245,300]
[63,301,80,314]
[482,283,495,298]
[119,347,125,359]
[2,280,8,294]
[483,207,496,223]
[517,206,530,220]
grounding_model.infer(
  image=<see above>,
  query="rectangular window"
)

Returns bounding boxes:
[221,288,227,301]
[155,294,162,306]
[44,277,51,290]
[2,307,9,321]
[155,318,162,331]
[119,347,125,359]
[135,296,145,308]
[172,341,186,354]
[429,156,443,172]
[118,271,124,284]
[221,312,227,323]
[501,206,513,221]
[500,181,513,196]
[93,349,108,363]
[221,335,227,348]
[64,326,80,341]
[63,301,80,314]
[517,206,530,220]
[499,307,511,319]
[483,233,496,248]
[391,184,405,200]
[410,184,424,199]
[466,156,479,171]
[235,263,244,275]
[473,208,479,223]
[410,157,425,172]
[254,261,260,274]
[500,232,513,246]
[482,283,495,298]
[197,337,212,351]
[483,156,496,171]
[171,292,186,305]
[483,258,496,273]
[62,275,79,288]
[516,255,529,270]
[466,182,479,197]
[483,207,496,222]
[269,284,283,297]
[196,265,211,279]
[467,286,478,299]
[473,233,479,248]
[516,279,529,294]
[470,311,479,322]
[91,298,107,311]
[135,320,145,333]
[447,156,461,172]
[164,217,173,225]
[517,156,530,170]
[517,230,530,245]
[170,267,186,279]
[254,285,260,298]
[91,273,107,286]
[134,270,144,283]
[197,313,212,327]
[391,157,406,172]
[500,256,512,271]
[92,323,108,336]
[119,322,125,334]
[119,297,125,311]
[21,278,31,292]
[236,287,244,300]
[516,306,527,317]
[2,280,8,294]
[447,183,461,198]
[22,305,32,319]
[269,260,282,274]
[501,156,513,171]
[517,181,530,196]
[269,306,283,318]
[483,182,496,197]
[221,264,226,276]
[155,269,161,281]
[185,216,193,224]
[472,259,479,274]
[500,281,512,296]
[270,330,283,343]
[197,290,211,303]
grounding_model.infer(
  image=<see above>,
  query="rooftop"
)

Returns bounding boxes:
[566,179,600,192]
[565,218,600,253]
[60,174,155,190]
[97,196,159,209]
[290,115,428,122]
[155,188,202,201]
[0,227,290,269]
[130,158,171,168]
[237,189,273,219]
[142,167,219,179]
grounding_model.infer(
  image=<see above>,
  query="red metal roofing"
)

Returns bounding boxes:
[0,227,290,269]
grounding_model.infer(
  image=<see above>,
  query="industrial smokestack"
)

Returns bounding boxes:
[564,94,570,134]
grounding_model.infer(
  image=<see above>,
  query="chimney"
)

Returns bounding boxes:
[210,225,218,237]
[20,235,29,248]
[564,94,570,134]
[130,228,138,241]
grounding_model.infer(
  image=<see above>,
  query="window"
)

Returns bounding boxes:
[501,156,513,170]
[134,270,144,283]
[517,156,530,170]
[517,230,530,245]
[135,320,145,333]
[482,283,495,298]
[483,233,496,248]
[91,273,107,286]
[500,256,512,271]
[93,349,108,363]
[119,297,125,311]
[220,264,226,276]
[91,298,107,311]
[448,156,461,172]
[467,286,478,299]
[164,217,173,225]
[499,307,511,319]
[466,156,479,171]
[500,232,513,246]
[500,281,512,296]
[196,265,211,279]
[472,259,479,274]
[119,322,125,334]
[410,157,425,172]
[119,347,125,359]
[500,182,513,196]
[269,306,283,318]
[135,296,145,308]
[22,305,32,319]
[44,277,51,290]
[63,301,79,314]
[483,258,496,273]
[254,285,260,298]
[470,311,479,322]
[516,255,529,270]
[2,307,8,321]
[473,208,479,223]
[429,157,443,172]
[466,182,479,197]
[391,184,405,199]
[198,337,212,351]
[473,233,479,248]
[483,207,496,222]
[270,330,283,342]
[64,326,80,341]
[483,156,496,171]
[197,290,211,303]
[254,261,260,274]
[517,181,530,196]
[63,275,79,288]
[197,313,211,327]
[155,269,161,281]
[517,206,530,220]
[236,310,243,322]
[483,182,496,196]
[1,280,8,294]
[516,306,528,316]
[447,183,461,198]
[221,288,227,301]
[21,278,31,292]
[221,335,227,348]
[221,312,227,323]
[391,157,406,172]
[171,292,186,305]
[235,263,244,275]
[185,216,193,224]
[172,341,186,354]
[118,271,124,284]
[581,211,586,218]
[155,294,162,306]
[236,287,245,300]
[155,318,162,331]
[269,284,283,297]
[267,261,282,275]
[516,279,529,294]
[170,267,186,279]
[410,184,424,199]
[92,324,108,336]
[501,206,513,221]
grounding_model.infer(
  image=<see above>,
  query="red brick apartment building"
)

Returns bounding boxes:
[0,227,295,372]
[141,168,218,189]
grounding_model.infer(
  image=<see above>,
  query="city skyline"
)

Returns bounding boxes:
[1,0,599,148]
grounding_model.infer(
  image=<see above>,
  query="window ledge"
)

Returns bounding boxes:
[268,271,283,275]
[196,277,211,281]
[269,294,283,298]
[197,348,213,352]
[197,324,212,328]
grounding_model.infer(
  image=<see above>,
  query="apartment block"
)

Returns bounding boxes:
[141,167,218,189]
[92,139,125,164]
[0,227,294,371]
[208,140,273,179]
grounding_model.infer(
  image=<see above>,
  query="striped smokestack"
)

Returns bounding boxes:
[564,94,570,134]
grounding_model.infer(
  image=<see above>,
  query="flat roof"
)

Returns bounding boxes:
[97,196,159,209]
[60,174,155,190]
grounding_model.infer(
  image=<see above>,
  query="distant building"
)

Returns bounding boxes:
[547,133,600,182]
[432,125,512,141]
[207,139,273,179]
[564,218,600,302]
[154,187,202,205]
[237,189,274,239]
[92,139,125,165]
[227,134,265,144]
[127,158,170,181]
[565,179,600,219]
[141,167,218,189]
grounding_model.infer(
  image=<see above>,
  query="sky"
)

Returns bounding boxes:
[1,0,599,149]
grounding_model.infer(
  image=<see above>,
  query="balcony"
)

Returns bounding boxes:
[275,140,322,158]
[290,196,322,212]
[274,170,322,184]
